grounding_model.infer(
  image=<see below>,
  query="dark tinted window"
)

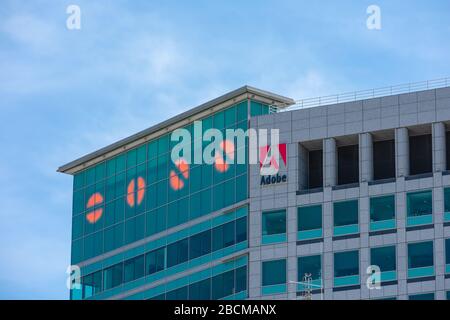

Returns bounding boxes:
[373,139,395,180]
[309,150,323,188]
[189,230,211,260]
[409,134,432,175]
[338,144,359,185]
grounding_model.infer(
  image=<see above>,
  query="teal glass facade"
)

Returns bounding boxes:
[69,98,272,300]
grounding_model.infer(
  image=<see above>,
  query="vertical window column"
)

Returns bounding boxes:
[359,132,373,183]
[323,138,337,188]
[432,122,446,173]
[395,127,409,178]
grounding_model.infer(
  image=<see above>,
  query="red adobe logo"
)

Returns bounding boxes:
[259,143,287,176]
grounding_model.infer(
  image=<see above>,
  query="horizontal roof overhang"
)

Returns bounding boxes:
[57,85,294,175]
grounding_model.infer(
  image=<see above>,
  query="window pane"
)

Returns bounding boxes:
[103,263,123,290]
[235,266,247,293]
[124,255,144,283]
[298,205,322,231]
[370,195,395,222]
[298,255,321,281]
[408,241,434,269]
[262,210,286,236]
[212,270,234,300]
[236,174,248,202]
[167,239,189,268]
[409,293,434,300]
[337,144,359,185]
[371,246,396,272]
[334,251,359,277]
[212,221,235,251]
[236,217,247,243]
[334,200,358,226]
[446,239,450,265]
[189,278,211,300]
[189,230,211,260]
[445,188,450,212]
[373,139,395,180]
[82,270,102,299]
[74,172,85,190]
[262,259,286,286]
[407,190,432,217]
[409,134,432,175]
[145,247,165,275]
[166,286,188,300]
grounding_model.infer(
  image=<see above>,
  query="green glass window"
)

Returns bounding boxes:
[408,241,434,279]
[262,259,286,286]
[115,154,126,173]
[236,174,248,202]
[106,157,116,177]
[298,255,322,281]
[124,255,145,283]
[250,101,270,116]
[72,215,83,240]
[333,200,359,236]
[236,101,248,122]
[409,293,434,300]
[103,263,123,290]
[126,149,137,169]
[212,220,235,251]
[145,247,165,275]
[82,270,102,299]
[212,269,234,300]
[235,266,247,293]
[298,205,322,240]
[408,241,433,269]
[73,172,85,190]
[262,210,286,236]
[444,188,450,221]
[446,238,450,265]
[236,216,247,243]
[262,209,286,244]
[166,286,188,300]
[124,214,145,245]
[370,195,395,228]
[136,144,147,164]
[334,251,359,278]
[85,167,95,186]
[71,101,251,263]
[189,278,211,300]
[72,190,84,216]
[189,230,211,260]
[407,190,432,226]
[167,239,189,268]
[370,246,396,272]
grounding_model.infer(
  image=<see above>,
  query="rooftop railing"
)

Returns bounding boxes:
[278,77,450,111]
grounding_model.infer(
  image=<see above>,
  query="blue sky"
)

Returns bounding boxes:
[0,0,449,299]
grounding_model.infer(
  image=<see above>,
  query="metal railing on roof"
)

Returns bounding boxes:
[281,77,450,111]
